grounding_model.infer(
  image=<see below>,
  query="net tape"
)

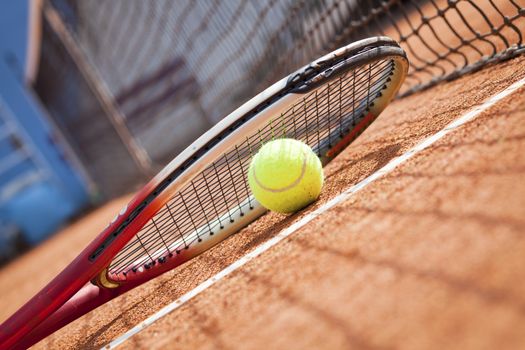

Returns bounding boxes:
[108,58,396,278]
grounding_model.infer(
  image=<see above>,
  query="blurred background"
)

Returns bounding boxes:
[0,0,522,264]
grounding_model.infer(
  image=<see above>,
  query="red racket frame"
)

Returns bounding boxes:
[0,37,408,350]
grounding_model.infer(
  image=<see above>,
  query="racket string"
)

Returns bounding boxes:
[110,64,390,274]
[108,58,396,278]
[115,56,388,268]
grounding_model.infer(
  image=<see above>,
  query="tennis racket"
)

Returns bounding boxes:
[0,36,408,350]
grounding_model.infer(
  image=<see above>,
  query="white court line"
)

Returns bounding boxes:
[103,76,525,349]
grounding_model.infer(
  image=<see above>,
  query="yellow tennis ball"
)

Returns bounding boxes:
[248,138,324,213]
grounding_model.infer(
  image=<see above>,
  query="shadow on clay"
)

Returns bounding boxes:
[238,269,385,350]
[293,235,525,316]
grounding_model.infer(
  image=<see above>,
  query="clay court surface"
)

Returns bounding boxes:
[1,54,524,349]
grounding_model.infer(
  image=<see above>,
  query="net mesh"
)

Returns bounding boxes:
[107,57,397,278]
[42,0,524,177]
[48,0,524,109]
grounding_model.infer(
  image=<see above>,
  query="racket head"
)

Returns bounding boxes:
[98,36,409,285]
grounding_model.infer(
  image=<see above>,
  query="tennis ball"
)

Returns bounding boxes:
[248,138,324,213]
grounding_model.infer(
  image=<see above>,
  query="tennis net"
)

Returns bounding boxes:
[35,0,524,196]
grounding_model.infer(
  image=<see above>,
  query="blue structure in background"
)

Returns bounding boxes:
[0,0,89,255]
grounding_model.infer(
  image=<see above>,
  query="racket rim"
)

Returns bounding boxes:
[93,37,408,264]
[102,42,408,284]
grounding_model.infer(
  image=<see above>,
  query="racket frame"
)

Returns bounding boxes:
[0,36,408,350]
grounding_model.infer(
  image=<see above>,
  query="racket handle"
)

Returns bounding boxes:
[0,278,86,350]
[0,249,107,349]
[10,284,113,350]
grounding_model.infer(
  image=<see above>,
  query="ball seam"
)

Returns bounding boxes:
[251,151,308,193]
